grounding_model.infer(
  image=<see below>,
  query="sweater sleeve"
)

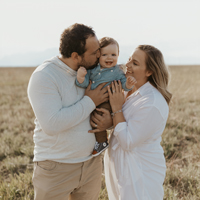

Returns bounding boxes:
[113,106,165,151]
[27,71,95,136]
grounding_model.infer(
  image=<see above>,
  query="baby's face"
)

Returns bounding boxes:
[99,44,119,68]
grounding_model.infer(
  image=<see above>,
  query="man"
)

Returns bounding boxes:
[28,23,112,200]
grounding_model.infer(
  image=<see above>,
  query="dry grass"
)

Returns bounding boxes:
[0,65,200,199]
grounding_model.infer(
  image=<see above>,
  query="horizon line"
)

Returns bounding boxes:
[0,64,200,68]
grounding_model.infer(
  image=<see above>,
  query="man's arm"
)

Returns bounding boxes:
[28,71,108,136]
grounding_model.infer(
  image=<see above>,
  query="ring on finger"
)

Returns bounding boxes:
[113,90,116,93]
[95,124,97,127]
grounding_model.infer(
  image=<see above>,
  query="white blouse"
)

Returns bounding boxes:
[104,82,169,200]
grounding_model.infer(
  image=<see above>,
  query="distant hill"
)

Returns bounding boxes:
[0,46,134,67]
[0,46,199,67]
[0,48,60,67]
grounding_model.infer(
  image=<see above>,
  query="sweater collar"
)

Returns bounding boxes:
[56,57,77,76]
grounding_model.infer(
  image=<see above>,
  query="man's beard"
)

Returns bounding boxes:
[87,59,99,70]
[78,57,99,70]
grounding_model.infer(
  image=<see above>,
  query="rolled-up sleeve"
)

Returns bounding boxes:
[114,106,164,151]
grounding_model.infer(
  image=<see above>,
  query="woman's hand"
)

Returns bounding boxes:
[108,80,124,112]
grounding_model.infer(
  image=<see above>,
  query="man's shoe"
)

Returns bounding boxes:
[92,141,109,157]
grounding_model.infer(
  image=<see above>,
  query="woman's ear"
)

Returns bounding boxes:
[146,70,153,77]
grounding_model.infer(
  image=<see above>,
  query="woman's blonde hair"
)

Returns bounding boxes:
[137,45,172,104]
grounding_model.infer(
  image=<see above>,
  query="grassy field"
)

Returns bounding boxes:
[0,65,200,200]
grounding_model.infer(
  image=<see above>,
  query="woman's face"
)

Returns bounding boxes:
[126,49,151,89]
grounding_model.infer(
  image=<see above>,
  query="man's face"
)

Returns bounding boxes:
[79,36,100,70]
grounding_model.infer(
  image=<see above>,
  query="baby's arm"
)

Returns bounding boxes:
[126,76,137,89]
[77,67,87,84]
[75,67,90,88]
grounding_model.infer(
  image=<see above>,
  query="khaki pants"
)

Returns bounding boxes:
[32,156,102,200]
[94,102,112,143]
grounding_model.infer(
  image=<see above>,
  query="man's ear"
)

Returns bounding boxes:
[71,52,79,62]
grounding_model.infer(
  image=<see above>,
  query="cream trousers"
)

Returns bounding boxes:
[32,156,102,200]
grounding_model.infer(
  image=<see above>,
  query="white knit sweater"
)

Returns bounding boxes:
[27,56,96,163]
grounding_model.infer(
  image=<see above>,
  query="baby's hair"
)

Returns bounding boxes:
[99,37,119,53]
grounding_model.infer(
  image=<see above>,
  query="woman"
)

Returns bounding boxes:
[102,45,172,199]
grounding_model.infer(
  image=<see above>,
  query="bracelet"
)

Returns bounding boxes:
[111,109,122,117]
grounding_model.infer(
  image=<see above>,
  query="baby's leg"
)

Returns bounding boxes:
[95,102,112,142]
[92,102,112,156]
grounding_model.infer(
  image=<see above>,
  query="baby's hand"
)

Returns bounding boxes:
[77,67,87,77]
[126,76,137,89]
[77,67,87,84]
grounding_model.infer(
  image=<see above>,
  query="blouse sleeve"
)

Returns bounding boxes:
[113,106,165,151]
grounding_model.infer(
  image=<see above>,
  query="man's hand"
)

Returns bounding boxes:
[85,82,109,106]
[77,67,87,84]
[88,108,113,133]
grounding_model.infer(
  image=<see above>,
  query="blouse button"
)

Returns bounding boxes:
[93,81,95,83]
[99,73,101,75]
[111,70,113,72]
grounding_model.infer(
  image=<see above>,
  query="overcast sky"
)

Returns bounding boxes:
[0,0,200,65]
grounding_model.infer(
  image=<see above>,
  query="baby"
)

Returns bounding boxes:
[76,37,136,156]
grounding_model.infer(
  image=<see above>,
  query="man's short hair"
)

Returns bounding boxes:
[99,37,119,53]
[59,23,95,58]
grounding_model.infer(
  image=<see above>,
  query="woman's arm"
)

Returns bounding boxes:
[108,80,126,127]
[108,80,166,151]
[113,107,165,151]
